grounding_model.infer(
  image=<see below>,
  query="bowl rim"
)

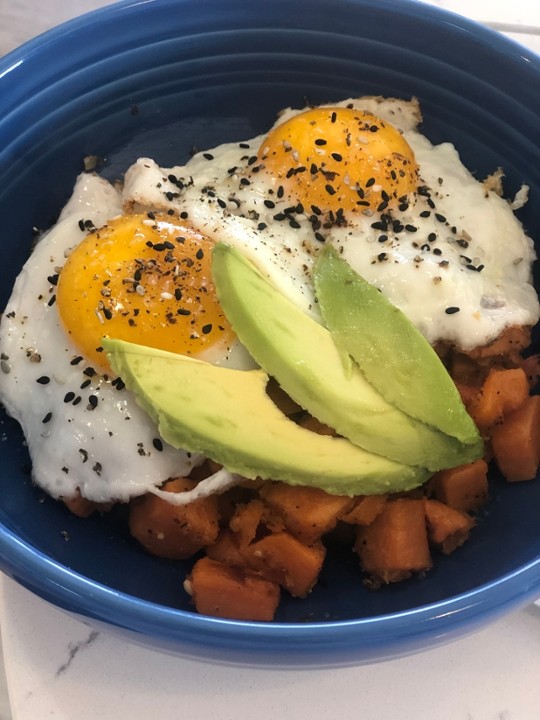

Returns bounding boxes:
[1,0,540,658]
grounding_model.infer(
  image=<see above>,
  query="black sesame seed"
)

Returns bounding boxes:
[325,184,336,196]
[152,438,164,452]
[435,213,447,223]
[36,376,50,385]
[42,412,53,424]
[264,199,276,209]
[257,222,267,231]
[202,324,212,335]
[366,177,376,187]
[83,367,96,377]
[445,306,460,315]
[88,395,98,410]
[70,356,84,366]
[314,138,327,146]
[177,308,191,316]
[203,152,214,160]
[428,232,437,242]
[331,152,343,162]
[196,248,204,260]
[64,391,76,403]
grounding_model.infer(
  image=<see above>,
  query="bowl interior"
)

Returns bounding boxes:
[0,0,540,657]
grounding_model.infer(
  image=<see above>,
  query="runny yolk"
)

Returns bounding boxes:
[57,213,235,373]
[256,107,419,216]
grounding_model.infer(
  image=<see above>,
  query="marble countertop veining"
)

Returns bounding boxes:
[1,2,539,719]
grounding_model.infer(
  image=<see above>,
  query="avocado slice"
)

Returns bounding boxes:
[313,246,481,446]
[103,338,430,496]
[211,244,482,470]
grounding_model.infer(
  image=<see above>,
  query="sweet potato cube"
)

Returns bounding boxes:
[186,557,280,621]
[229,500,266,547]
[424,499,475,554]
[259,481,354,544]
[129,477,220,559]
[244,532,325,597]
[297,414,337,436]
[63,491,103,518]
[206,529,246,566]
[469,367,529,430]
[355,498,432,585]
[491,394,540,482]
[339,494,387,526]
[429,459,488,513]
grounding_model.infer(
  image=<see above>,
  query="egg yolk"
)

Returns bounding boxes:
[57,213,235,372]
[257,107,419,216]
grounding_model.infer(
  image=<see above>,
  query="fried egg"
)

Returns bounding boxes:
[0,95,538,505]
[124,96,539,349]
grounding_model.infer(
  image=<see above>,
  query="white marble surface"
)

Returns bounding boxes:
[0,1,539,719]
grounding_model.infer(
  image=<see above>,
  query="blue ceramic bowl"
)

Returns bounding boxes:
[0,0,539,667]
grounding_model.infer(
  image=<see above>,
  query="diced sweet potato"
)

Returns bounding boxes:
[229,500,267,547]
[467,325,531,363]
[297,414,337,436]
[129,477,220,559]
[429,459,489,513]
[62,490,104,518]
[206,529,246,566]
[468,367,529,430]
[449,351,486,387]
[186,556,280,621]
[424,498,475,554]
[187,458,223,481]
[266,377,303,416]
[491,394,540,482]
[519,354,540,390]
[339,494,387,526]
[355,498,432,585]
[259,481,354,543]
[243,532,326,597]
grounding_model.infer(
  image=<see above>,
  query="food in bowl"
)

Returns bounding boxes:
[0,95,538,622]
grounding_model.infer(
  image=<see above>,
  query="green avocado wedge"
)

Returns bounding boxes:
[313,245,482,447]
[211,243,482,470]
[102,338,430,496]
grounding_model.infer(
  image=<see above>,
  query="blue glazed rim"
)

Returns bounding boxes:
[0,0,539,665]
